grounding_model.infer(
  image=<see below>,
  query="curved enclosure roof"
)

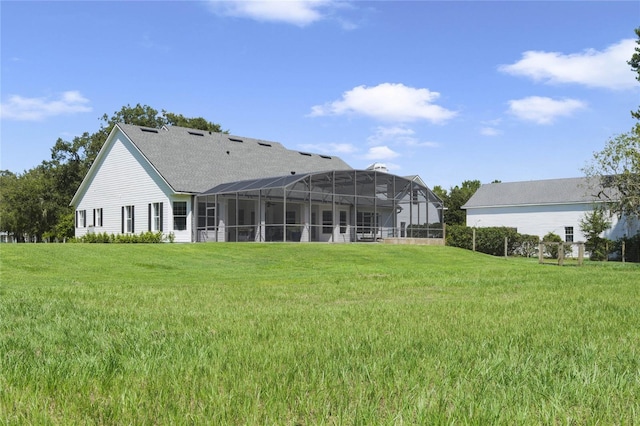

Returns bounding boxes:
[200,169,444,206]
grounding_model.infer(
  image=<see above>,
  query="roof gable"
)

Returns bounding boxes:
[462,177,615,209]
[118,124,352,193]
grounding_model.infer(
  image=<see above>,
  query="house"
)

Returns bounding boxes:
[71,123,445,243]
[462,177,638,242]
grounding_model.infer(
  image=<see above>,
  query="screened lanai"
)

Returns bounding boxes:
[195,170,445,243]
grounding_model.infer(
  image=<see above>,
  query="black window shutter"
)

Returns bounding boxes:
[160,203,164,232]
[132,206,135,233]
[148,204,152,232]
[121,206,125,234]
[93,209,96,227]
[75,210,78,228]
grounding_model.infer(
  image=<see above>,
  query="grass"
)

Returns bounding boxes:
[1,243,639,424]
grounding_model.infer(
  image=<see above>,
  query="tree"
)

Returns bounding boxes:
[444,180,481,225]
[584,125,640,221]
[579,206,612,261]
[0,104,225,242]
[162,111,225,133]
[582,27,640,234]
[629,27,640,120]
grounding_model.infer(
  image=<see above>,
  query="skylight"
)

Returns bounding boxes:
[299,152,312,156]
[140,128,158,133]
[188,131,204,137]
[229,137,243,143]
[320,155,332,159]
[258,142,272,147]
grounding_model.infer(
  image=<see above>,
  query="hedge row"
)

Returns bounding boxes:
[446,225,539,257]
[71,231,173,243]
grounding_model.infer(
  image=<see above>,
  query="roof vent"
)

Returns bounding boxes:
[299,152,312,157]
[140,127,159,133]
[320,155,332,159]
[258,142,272,147]
[188,131,204,137]
[229,137,243,143]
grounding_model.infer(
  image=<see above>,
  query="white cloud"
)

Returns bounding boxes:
[367,126,438,147]
[309,83,457,123]
[0,91,92,121]
[507,96,586,125]
[499,38,636,90]
[480,127,501,136]
[367,126,414,144]
[207,0,338,26]
[329,143,357,154]
[364,145,400,160]
[298,142,358,155]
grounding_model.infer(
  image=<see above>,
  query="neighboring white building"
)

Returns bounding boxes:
[462,177,638,243]
[71,123,444,243]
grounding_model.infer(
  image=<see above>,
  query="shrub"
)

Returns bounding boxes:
[511,233,540,257]
[613,232,640,263]
[541,232,573,259]
[446,224,473,250]
[447,226,539,257]
[72,231,164,243]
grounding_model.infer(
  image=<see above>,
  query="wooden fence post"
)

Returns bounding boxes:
[558,243,564,266]
[578,242,584,266]
[504,236,508,259]
[472,228,476,252]
[538,243,544,264]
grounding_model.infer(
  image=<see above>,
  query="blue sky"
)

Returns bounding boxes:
[1,1,638,190]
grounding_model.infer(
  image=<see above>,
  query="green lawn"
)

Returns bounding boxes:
[1,243,638,424]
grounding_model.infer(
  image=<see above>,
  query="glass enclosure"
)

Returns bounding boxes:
[195,170,444,243]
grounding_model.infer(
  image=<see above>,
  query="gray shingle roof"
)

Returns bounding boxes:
[462,177,614,209]
[118,123,352,193]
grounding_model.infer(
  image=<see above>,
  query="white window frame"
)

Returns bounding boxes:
[77,210,86,228]
[152,203,162,231]
[94,208,103,227]
[125,205,134,233]
[565,226,574,243]
[173,201,187,231]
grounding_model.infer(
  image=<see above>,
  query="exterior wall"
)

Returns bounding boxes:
[73,130,193,243]
[466,203,631,242]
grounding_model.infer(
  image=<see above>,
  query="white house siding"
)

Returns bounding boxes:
[466,202,628,242]
[74,130,191,242]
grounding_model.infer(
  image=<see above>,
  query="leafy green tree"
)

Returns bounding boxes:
[445,180,481,225]
[162,111,225,133]
[629,27,640,120]
[584,125,640,221]
[579,206,612,261]
[1,104,225,242]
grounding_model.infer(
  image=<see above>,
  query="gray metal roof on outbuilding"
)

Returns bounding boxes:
[118,123,352,193]
[462,177,614,209]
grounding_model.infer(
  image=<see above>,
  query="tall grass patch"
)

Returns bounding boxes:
[1,244,639,423]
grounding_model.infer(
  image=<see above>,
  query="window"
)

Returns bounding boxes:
[149,203,163,232]
[322,210,333,234]
[94,208,103,227]
[565,226,574,243]
[122,205,134,233]
[339,211,347,234]
[198,202,216,228]
[76,210,86,228]
[173,201,187,231]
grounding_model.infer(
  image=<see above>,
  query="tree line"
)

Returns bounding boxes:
[0,105,224,242]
